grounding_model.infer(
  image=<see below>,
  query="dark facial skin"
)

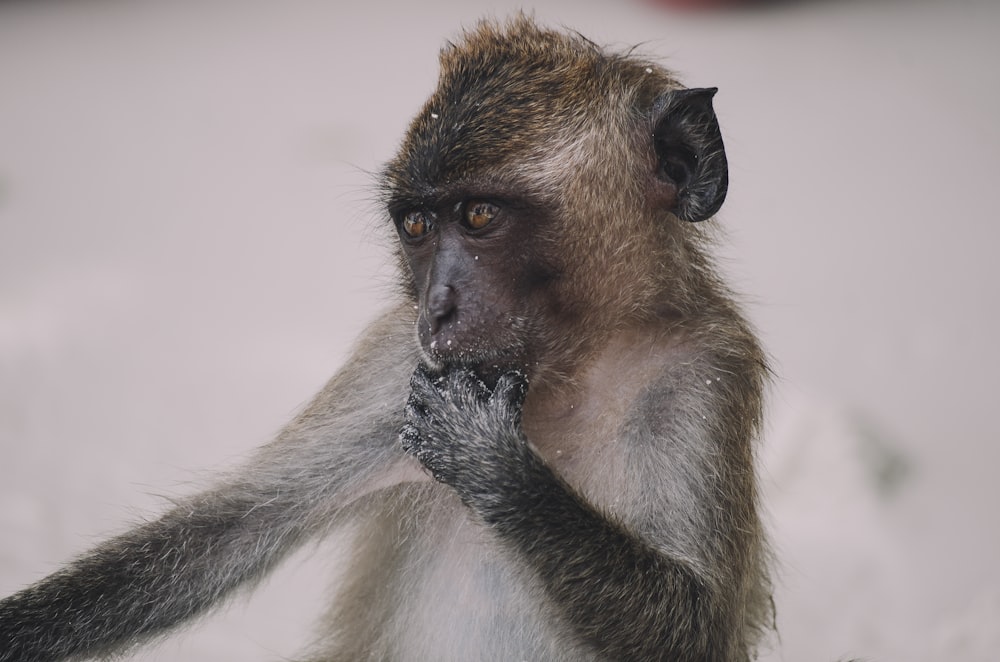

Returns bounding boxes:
[395,195,559,380]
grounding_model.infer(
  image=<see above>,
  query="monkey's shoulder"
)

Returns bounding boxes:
[521,327,693,461]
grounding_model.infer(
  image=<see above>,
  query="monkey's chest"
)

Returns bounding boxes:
[345,488,592,662]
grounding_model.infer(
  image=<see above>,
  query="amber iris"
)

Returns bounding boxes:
[465,201,499,230]
[402,211,431,238]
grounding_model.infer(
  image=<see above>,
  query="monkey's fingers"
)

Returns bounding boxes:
[399,423,423,454]
[405,390,431,420]
[408,365,448,408]
[399,423,453,484]
[491,370,529,413]
[441,366,492,404]
[410,362,434,386]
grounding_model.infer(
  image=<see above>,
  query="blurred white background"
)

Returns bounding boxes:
[1,0,998,660]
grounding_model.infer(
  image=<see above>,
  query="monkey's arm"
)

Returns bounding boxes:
[402,363,758,661]
[0,306,420,662]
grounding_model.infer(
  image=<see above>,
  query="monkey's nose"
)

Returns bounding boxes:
[427,285,457,335]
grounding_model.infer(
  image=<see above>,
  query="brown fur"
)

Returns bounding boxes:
[382,15,772,660]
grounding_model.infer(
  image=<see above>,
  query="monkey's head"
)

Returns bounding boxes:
[382,16,728,380]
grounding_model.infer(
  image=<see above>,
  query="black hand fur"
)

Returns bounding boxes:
[401,363,530,510]
[400,363,723,660]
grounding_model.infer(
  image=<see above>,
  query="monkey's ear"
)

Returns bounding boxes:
[652,87,728,223]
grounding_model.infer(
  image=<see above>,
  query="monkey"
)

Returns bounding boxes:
[0,15,772,662]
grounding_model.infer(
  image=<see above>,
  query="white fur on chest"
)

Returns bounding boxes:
[374,494,577,662]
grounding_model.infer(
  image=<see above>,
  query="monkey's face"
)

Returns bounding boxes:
[381,17,730,379]
[393,196,562,375]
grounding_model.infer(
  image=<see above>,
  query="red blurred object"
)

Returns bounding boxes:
[647,0,755,8]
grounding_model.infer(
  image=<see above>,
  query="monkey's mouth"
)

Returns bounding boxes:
[420,351,520,392]
[419,331,524,380]
[423,338,513,368]
[416,309,530,376]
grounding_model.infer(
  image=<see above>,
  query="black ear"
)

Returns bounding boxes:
[652,87,728,223]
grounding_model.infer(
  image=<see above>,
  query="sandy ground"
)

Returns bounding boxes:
[1,0,998,660]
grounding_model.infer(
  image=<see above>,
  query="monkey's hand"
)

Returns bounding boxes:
[400,363,530,507]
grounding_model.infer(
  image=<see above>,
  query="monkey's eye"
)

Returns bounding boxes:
[401,211,432,239]
[463,201,499,230]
